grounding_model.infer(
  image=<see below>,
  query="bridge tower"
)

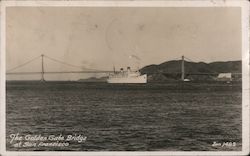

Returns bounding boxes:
[181,55,185,81]
[41,54,45,81]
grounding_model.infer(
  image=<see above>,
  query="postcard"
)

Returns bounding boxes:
[0,0,249,155]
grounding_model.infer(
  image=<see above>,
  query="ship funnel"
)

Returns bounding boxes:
[127,67,131,71]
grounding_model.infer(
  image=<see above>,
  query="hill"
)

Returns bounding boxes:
[140,60,241,81]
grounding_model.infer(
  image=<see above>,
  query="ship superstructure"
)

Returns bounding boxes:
[107,67,147,83]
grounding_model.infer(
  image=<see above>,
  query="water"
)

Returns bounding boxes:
[6,81,242,151]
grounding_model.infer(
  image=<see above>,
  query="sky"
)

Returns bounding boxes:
[6,7,241,80]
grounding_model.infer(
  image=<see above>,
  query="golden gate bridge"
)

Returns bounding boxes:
[6,54,241,81]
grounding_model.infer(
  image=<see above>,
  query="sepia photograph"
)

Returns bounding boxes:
[0,0,249,155]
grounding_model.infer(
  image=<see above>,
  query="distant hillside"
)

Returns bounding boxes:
[140,60,241,81]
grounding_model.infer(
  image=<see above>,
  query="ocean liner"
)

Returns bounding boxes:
[107,67,147,83]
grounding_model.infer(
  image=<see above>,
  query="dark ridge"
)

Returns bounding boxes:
[140,60,241,82]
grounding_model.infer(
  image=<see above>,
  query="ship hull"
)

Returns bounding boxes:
[107,74,147,83]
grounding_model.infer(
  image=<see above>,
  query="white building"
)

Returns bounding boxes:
[217,73,232,81]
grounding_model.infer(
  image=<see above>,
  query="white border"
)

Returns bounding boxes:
[0,1,249,156]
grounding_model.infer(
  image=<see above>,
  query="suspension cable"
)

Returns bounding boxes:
[184,56,195,62]
[169,56,182,61]
[43,55,99,71]
[184,56,218,73]
[6,55,41,72]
